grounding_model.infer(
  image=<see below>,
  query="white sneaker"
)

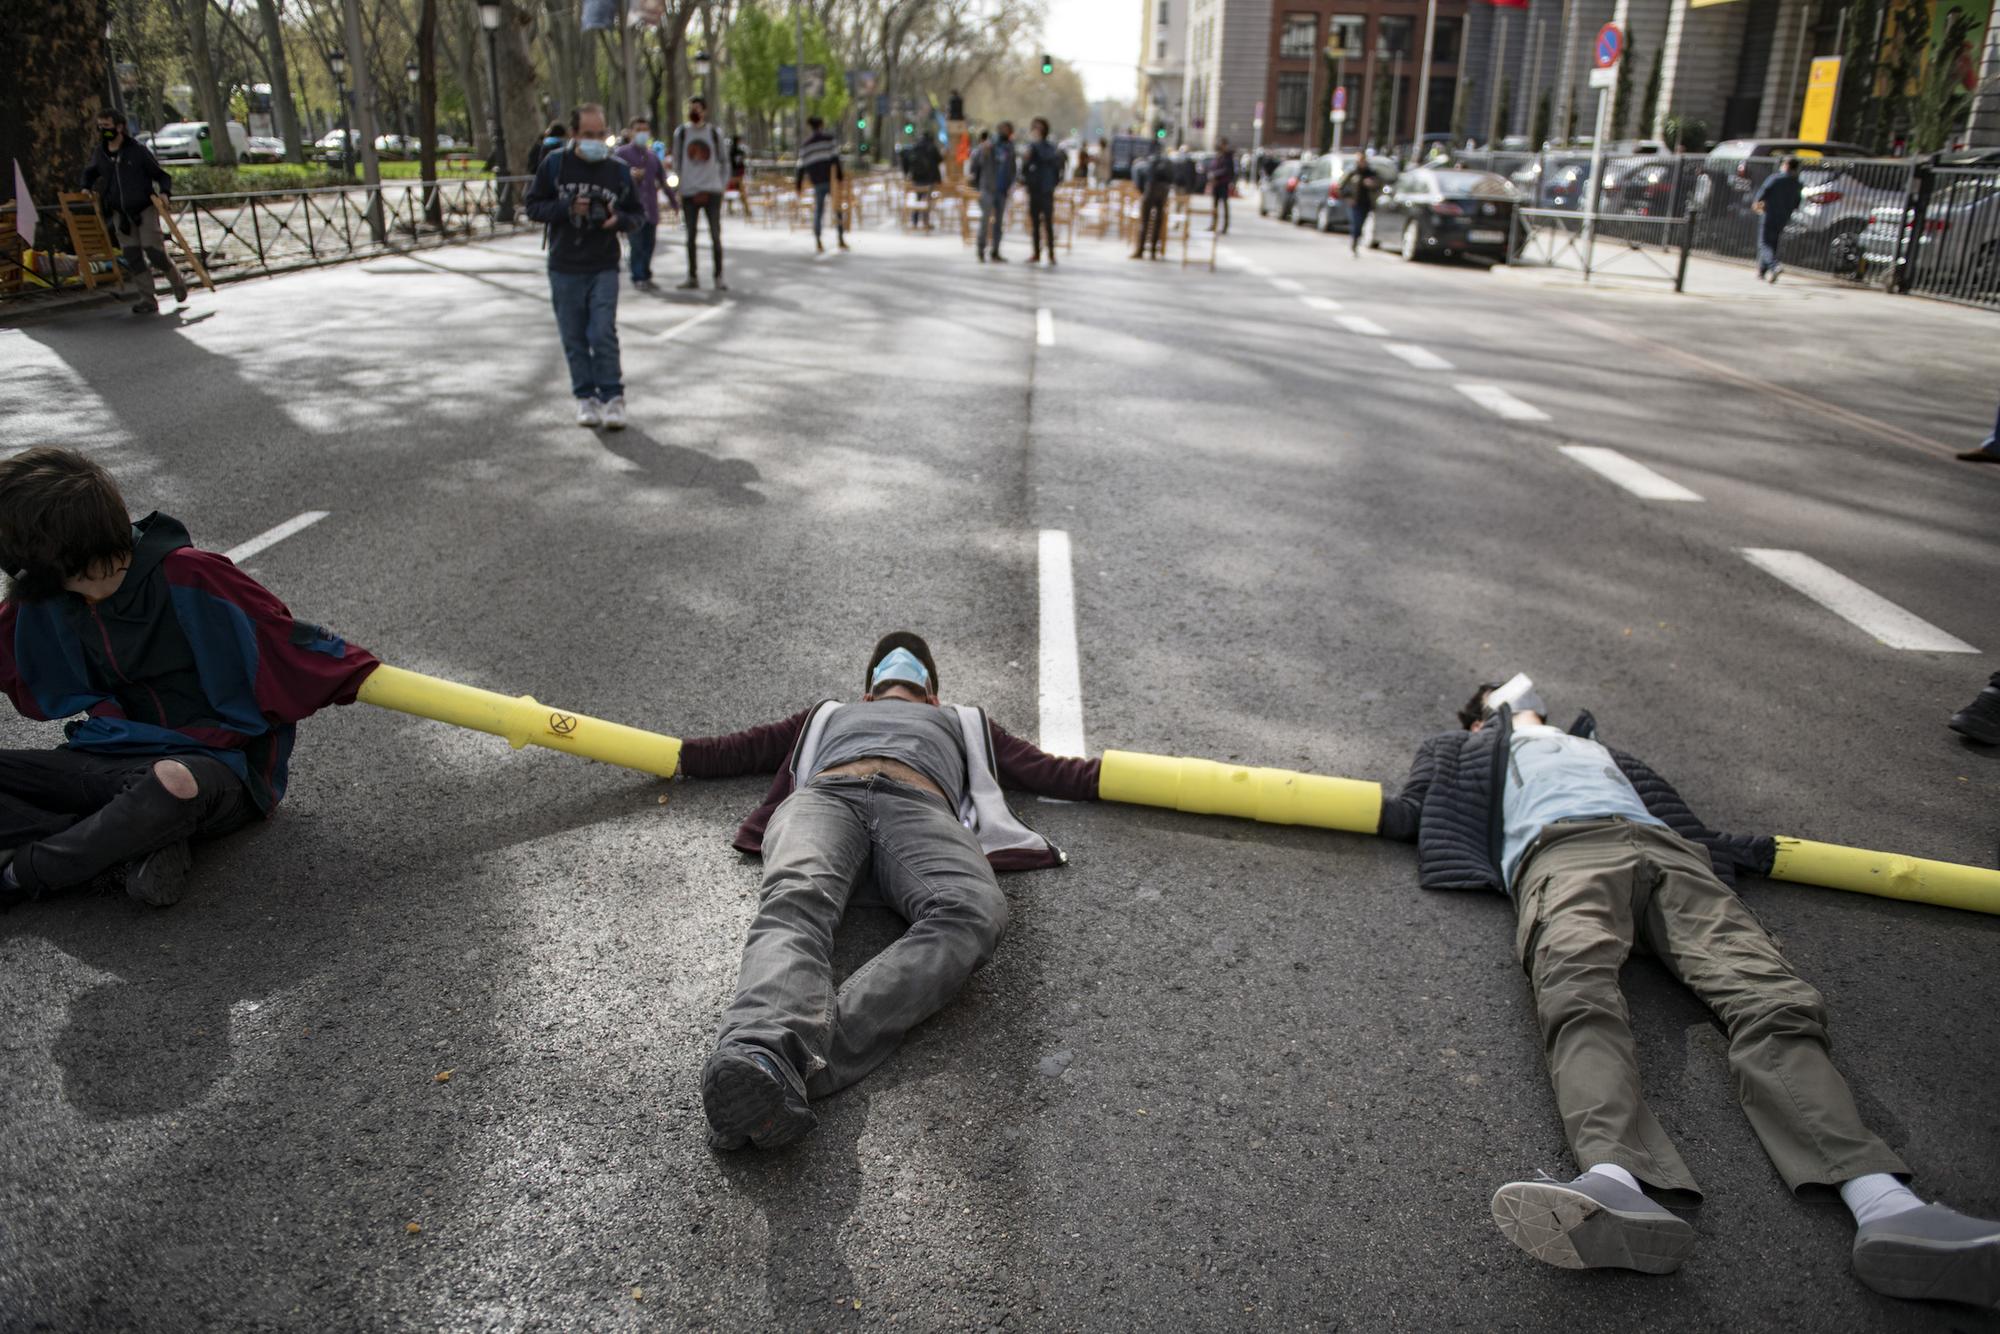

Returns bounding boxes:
[575,398,603,428]
[600,396,627,431]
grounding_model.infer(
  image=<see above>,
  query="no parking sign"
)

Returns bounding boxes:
[1588,23,1622,88]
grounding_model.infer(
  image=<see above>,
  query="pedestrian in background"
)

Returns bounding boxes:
[971,122,1016,263]
[1207,136,1236,234]
[526,121,568,179]
[1339,156,1383,256]
[613,116,668,290]
[1752,156,1803,282]
[1955,395,1999,464]
[674,96,730,291]
[524,103,643,429]
[905,133,942,228]
[1131,141,1173,261]
[81,110,185,315]
[795,116,848,254]
[1021,118,1065,266]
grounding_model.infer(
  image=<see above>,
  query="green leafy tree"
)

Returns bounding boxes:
[1909,7,1976,152]
[1611,31,1636,140]
[1639,46,1662,139]
[723,2,846,143]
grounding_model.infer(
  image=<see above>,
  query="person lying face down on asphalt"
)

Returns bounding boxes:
[673,632,1099,1151]
[1375,674,2000,1307]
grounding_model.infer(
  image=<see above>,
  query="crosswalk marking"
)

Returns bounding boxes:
[1037,308,1056,347]
[1558,447,1704,501]
[1038,530,1087,756]
[1301,295,1343,312]
[1741,549,1977,653]
[224,512,330,564]
[1382,342,1453,370]
[1336,314,1389,337]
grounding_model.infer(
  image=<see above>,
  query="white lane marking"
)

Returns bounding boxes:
[1454,383,1550,421]
[652,299,736,340]
[224,511,329,564]
[1301,295,1342,311]
[1037,529,1087,757]
[1382,342,1453,370]
[1741,549,1978,653]
[1037,307,1056,347]
[1336,314,1389,337]
[1269,277,1307,293]
[1559,446,1705,502]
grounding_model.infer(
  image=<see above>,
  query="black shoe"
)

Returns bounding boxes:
[131,298,159,315]
[0,852,26,913]
[677,277,699,291]
[702,1043,816,1151]
[1955,447,2000,464]
[713,275,728,292]
[977,251,987,263]
[991,253,1007,263]
[1949,685,2000,745]
[126,840,192,907]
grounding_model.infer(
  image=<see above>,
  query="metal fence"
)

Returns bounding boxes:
[1451,149,2000,311]
[172,175,536,283]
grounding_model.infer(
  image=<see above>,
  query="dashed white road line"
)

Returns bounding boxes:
[1382,342,1453,371]
[1741,549,1978,653]
[1037,307,1056,347]
[652,299,736,340]
[1336,314,1389,337]
[1559,447,1704,502]
[1454,383,1550,422]
[224,511,329,564]
[1269,277,1307,293]
[1300,295,1342,312]
[1037,529,1087,757]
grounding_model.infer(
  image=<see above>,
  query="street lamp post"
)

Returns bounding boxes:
[405,60,419,145]
[329,47,352,178]
[477,1,514,222]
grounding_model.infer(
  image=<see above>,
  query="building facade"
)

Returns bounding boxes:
[1139,0,1190,137]
[1257,1,1473,154]
[1183,0,1277,150]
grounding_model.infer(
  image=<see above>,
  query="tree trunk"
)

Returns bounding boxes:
[341,0,385,240]
[253,0,306,162]
[499,2,544,177]
[419,0,443,226]
[0,0,108,209]
[174,0,240,164]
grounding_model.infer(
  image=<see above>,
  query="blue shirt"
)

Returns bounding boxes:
[1500,724,1664,889]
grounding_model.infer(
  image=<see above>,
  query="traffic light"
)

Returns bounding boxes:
[902,121,915,135]
[1155,126,1168,139]
[856,116,868,131]
[1040,53,1054,75]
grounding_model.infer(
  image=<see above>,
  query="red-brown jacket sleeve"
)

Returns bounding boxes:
[679,708,811,779]
[989,721,1100,800]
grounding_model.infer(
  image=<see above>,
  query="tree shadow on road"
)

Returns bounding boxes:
[594,425,765,505]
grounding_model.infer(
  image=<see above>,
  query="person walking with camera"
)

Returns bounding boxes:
[524,103,644,430]
[674,96,730,291]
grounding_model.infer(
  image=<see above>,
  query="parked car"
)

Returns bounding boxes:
[1598,158,1686,216]
[1258,157,1307,219]
[1698,138,1871,217]
[1298,153,1399,232]
[1286,155,1340,226]
[375,134,420,159]
[243,135,287,162]
[1857,167,2000,295]
[1510,153,1593,210]
[142,120,250,162]
[1370,168,1520,262]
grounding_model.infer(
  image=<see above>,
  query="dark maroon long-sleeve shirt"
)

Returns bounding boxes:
[680,704,1100,858]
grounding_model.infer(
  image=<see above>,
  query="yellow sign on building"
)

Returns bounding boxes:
[1797,56,1841,140]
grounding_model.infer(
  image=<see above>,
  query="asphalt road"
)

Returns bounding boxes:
[1,198,1996,1333]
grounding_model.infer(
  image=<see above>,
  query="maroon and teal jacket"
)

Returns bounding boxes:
[0,513,378,813]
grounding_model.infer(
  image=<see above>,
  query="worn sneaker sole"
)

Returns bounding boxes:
[1491,1181,1695,1274]
[701,1047,814,1152]
[1854,1230,2000,1307]
[126,841,192,907]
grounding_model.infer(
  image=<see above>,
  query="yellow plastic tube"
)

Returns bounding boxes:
[1099,749,1383,834]
[357,664,682,778]
[1769,836,2000,916]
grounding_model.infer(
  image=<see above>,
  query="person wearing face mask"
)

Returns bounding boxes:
[523,103,645,429]
[612,116,669,289]
[1376,674,2000,1308]
[672,96,730,291]
[80,110,185,315]
[675,632,1100,1151]
[526,121,569,179]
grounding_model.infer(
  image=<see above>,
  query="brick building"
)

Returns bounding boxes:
[1258,2,1471,154]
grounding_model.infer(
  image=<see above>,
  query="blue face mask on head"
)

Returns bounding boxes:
[573,137,610,163]
[543,135,563,147]
[870,647,931,695]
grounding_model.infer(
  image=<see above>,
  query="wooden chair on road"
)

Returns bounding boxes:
[57,192,121,291]
[1174,194,1220,271]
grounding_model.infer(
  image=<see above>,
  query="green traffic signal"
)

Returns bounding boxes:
[1155,126,1167,139]
[903,122,915,134]
[856,116,868,130]
[1040,53,1053,75]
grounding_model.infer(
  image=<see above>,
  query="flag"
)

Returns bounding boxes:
[12,159,36,248]
[579,0,616,30]
[1489,0,1530,8]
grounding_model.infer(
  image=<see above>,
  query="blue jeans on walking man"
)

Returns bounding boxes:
[978,195,1008,259]
[812,181,846,246]
[628,221,658,284]
[1756,213,1788,278]
[548,268,622,402]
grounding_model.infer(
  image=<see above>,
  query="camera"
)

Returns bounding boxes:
[570,193,610,228]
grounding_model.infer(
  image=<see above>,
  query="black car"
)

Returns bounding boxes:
[1370,168,1520,262]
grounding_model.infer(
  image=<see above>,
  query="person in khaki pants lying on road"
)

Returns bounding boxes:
[1376,674,2000,1309]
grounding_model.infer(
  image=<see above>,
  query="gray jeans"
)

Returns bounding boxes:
[715,774,1007,1099]
[978,195,1008,256]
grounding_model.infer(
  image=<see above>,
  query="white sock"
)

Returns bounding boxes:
[1583,1163,1642,1193]
[1840,1173,1923,1227]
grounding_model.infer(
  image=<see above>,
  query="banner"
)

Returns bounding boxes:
[1797,56,1840,140]
[580,0,617,32]
[12,160,37,247]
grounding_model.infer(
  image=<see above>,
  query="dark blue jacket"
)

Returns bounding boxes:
[0,514,378,812]
[1754,171,1804,224]
[524,148,645,273]
[1021,139,1065,193]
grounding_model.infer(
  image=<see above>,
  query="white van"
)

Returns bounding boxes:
[143,121,251,162]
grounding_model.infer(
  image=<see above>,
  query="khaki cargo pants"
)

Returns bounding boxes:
[1513,817,1907,1202]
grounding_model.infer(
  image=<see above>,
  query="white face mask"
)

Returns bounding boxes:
[631,131,651,147]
